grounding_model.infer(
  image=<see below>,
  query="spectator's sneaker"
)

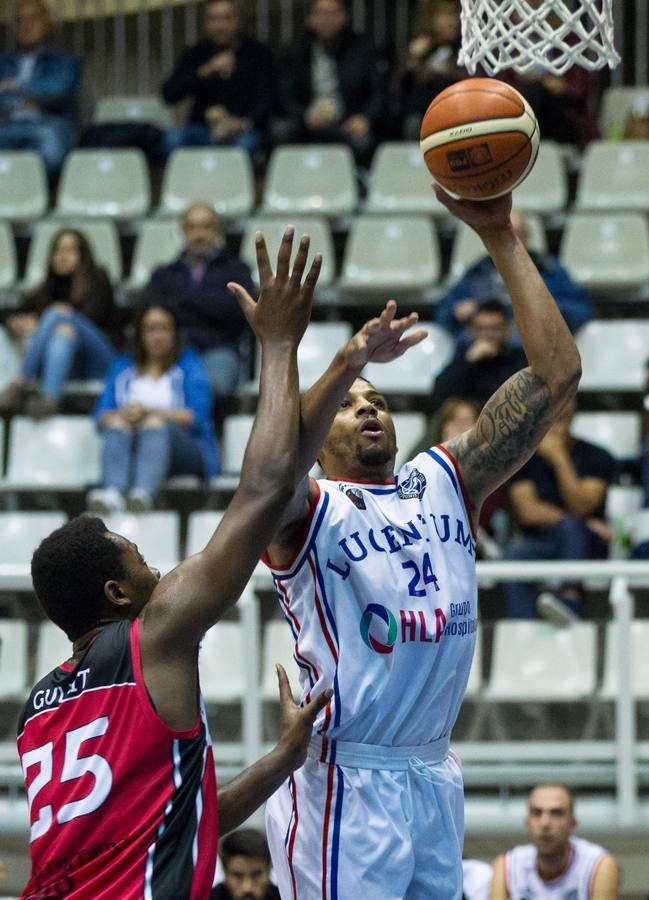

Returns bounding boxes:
[86,487,125,514]
[127,488,153,513]
[536,592,579,627]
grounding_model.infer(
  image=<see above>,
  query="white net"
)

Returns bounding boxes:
[458,0,620,76]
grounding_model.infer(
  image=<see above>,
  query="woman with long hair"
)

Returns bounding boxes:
[0,228,119,417]
[87,302,220,513]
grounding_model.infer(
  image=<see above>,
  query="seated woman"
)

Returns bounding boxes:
[0,228,120,417]
[87,302,220,513]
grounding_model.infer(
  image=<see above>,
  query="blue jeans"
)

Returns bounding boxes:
[21,308,115,398]
[502,515,608,618]
[0,117,75,176]
[200,344,242,399]
[101,422,205,496]
[163,122,263,157]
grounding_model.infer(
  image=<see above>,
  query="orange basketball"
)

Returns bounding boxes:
[420,77,540,201]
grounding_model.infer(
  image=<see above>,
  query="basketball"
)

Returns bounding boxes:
[420,77,540,201]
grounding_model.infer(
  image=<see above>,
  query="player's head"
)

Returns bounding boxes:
[31,516,160,641]
[16,0,52,50]
[470,300,510,349]
[182,203,224,259]
[308,0,350,44]
[318,376,397,481]
[219,828,273,900]
[525,784,576,859]
[205,0,240,45]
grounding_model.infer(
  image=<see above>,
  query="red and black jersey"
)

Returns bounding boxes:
[17,618,218,899]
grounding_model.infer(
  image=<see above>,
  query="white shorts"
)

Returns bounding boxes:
[265,736,464,900]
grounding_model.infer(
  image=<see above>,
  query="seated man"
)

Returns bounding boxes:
[211,829,280,900]
[431,300,527,411]
[503,402,614,623]
[0,0,81,177]
[162,0,277,157]
[144,202,254,401]
[436,210,593,345]
[276,0,387,163]
[490,784,619,898]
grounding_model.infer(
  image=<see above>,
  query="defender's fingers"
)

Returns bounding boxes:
[256,232,274,285]
[289,234,311,287]
[304,685,334,719]
[275,226,295,283]
[275,664,294,706]
[227,282,256,321]
[378,299,398,325]
[390,312,420,334]
[301,252,323,297]
[396,328,428,352]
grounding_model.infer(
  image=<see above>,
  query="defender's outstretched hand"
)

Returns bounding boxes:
[228,227,322,346]
[344,300,428,368]
[433,184,513,235]
[275,663,332,770]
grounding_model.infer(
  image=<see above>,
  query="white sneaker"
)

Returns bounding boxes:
[127,488,153,513]
[536,592,579,627]
[86,487,125,514]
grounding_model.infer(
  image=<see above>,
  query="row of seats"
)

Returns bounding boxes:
[2,617,648,714]
[0,139,648,227]
[1,208,648,301]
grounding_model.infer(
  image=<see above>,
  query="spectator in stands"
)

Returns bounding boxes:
[144,203,253,401]
[397,0,467,139]
[0,228,119,418]
[88,302,219,514]
[211,828,280,900]
[431,300,527,410]
[503,401,614,624]
[161,0,277,157]
[275,0,387,163]
[0,0,81,176]
[623,93,649,140]
[490,784,620,898]
[436,210,593,346]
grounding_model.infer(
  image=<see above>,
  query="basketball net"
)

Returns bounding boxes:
[458,0,620,75]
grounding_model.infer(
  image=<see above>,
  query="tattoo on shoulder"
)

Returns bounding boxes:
[448,368,552,486]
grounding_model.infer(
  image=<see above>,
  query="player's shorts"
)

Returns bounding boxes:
[265,735,464,900]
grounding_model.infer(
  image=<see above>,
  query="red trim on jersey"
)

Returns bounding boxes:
[59,661,75,672]
[307,554,338,666]
[435,444,477,539]
[262,481,322,571]
[130,620,201,739]
[276,580,320,687]
[328,476,396,485]
[287,774,299,900]
[320,763,336,900]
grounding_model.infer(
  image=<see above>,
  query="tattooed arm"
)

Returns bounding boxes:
[434,189,581,513]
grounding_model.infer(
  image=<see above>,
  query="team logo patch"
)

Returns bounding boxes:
[339,484,367,510]
[398,468,427,500]
[360,603,397,654]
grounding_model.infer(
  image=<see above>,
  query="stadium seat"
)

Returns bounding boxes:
[339,215,440,295]
[55,149,150,220]
[560,213,649,292]
[1,416,101,489]
[464,625,483,699]
[158,147,255,219]
[239,214,336,288]
[100,512,180,574]
[575,141,649,212]
[0,221,17,292]
[0,512,66,565]
[220,414,254,475]
[34,621,73,683]
[575,320,649,391]
[599,620,649,702]
[511,141,568,214]
[185,511,224,557]
[364,142,450,216]
[0,151,48,221]
[362,323,454,395]
[392,412,427,469]
[0,620,29,701]
[22,219,122,290]
[93,94,173,129]
[571,412,641,460]
[262,144,358,217]
[0,326,20,389]
[448,214,547,282]
[599,86,649,139]
[199,622,245,703]
[261,620,301,701]
[125,218,183,291]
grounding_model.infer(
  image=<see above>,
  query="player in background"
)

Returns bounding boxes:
[233,187,583,899]
[17,229,328,900]
[490,783,620,899]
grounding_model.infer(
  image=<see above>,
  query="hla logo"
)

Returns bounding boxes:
[360,603,446,654]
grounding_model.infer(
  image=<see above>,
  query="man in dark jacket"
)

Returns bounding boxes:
[145,203,254,400]
[0,0,81,176]
[161,0,277,156]
[210,829,280,900]
[276,0,387,162]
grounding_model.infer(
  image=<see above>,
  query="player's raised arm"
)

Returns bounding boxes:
[435,188,582,514]
[141,229,320,650]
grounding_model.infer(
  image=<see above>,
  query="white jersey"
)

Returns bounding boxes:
[265,446,478,746]
[506,836,608,899]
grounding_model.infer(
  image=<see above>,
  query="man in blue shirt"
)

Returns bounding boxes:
[0,0,81,176]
